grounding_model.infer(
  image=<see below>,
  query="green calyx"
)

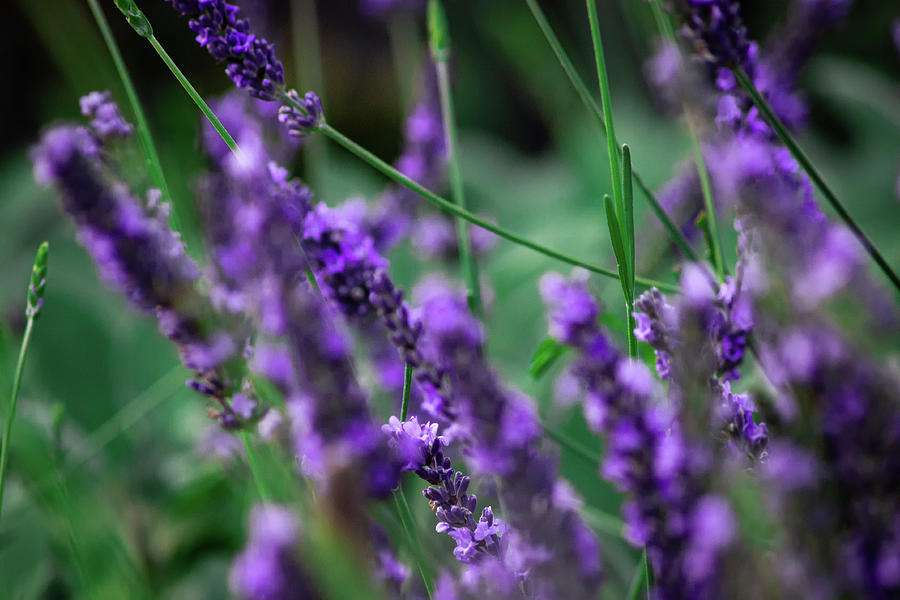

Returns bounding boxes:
[113,0,153,38]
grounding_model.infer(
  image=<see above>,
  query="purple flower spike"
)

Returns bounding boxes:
[164,0,284,100]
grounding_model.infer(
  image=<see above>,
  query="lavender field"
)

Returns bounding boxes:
[1,1,900,598]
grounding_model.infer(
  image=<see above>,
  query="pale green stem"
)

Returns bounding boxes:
[146,35,240,155]
[85,0,180,232]
[0,318,34,520]
[434,59,484,316]
[523,0,699,263]
[585,0,623,214]
[649,0,726,280]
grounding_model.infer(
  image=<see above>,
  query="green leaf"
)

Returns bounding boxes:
[604,194,631,303]
[529,337,568,379]
[427,0,450,61]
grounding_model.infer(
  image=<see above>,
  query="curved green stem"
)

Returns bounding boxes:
[732,66,900,296]
[86,0,179,232]
[318,123,678,293]
[523,0,699,263]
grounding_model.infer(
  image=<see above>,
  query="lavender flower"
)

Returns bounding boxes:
[230,505,314,599]
[417,281,602,599]
[33,100,247,425]
[541,271,747,598]
[202,145,402,498]
[164,0,284,100]
[79,90,133,139]
[278,90,325,137]
[383,416,508,565]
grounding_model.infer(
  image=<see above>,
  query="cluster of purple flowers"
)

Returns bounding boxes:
[32,102,248,427]
[383,417,507,564]
[164,0,284,100]
[540,271,764,598]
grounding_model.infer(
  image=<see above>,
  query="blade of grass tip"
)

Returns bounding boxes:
[622,145,636,298]
[731,66,900,296]
[523,0,699,263]
[429,0,484,317]
[393,487,435,598]
[240,431,272,503]
[0,242,48,521]
[86,0,180,234]
[622,146,638,358]
[400,363,413,421]
[625,549,650,600]
[111,1,241,157]
[316,122,679,293]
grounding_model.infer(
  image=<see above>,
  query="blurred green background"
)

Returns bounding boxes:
[1,0,899,598]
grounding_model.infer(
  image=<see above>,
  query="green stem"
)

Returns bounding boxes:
[393,488,434,598]
[146,34,240,155]
[240,431,271,503]
[649,0,726,280]
[86,0,179,232]
[400,363,413,421]
[626,549,650,600]
[732,66,900,295]
[434,59,483,316]
[523,0,699,263]
[0,318,34,520]
[318,123,678,293]
[585,0,623,213]
[687,117,727,279]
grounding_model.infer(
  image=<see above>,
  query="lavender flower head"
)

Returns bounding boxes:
[165,0,284,100]
[79,91,132,139]
[33,99,247,422]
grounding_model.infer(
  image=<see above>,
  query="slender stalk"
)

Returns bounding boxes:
[523,0,699,262]
[0,242,49,521]
[687,117,726,279]
[626,549,650,600]
[585,0,623,213]
[318,122,679,293]
[146,35,241,155]
[649,0,726,280]
[623,147,638,358]
[400,363,413,421]
[0,320,34,520]
[430,0,483,316]
[85,0,179,232]
[394,488,434,598]
[732,66,900,295]
[240,431,272,503]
